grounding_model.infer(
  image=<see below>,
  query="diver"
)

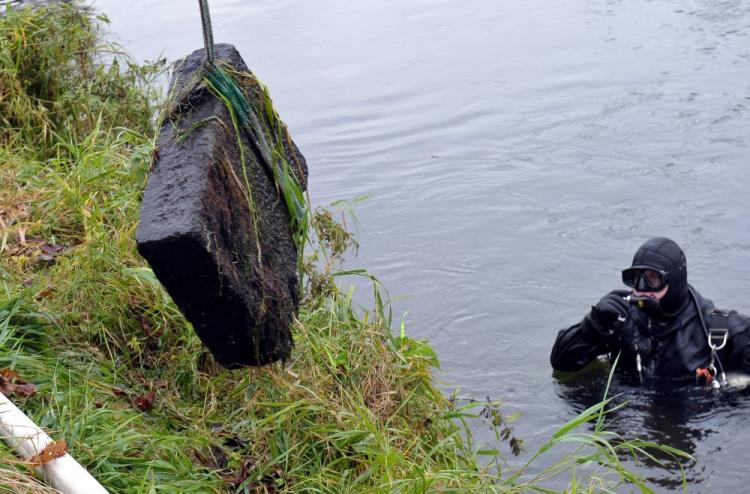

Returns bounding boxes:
[550,237,750,387]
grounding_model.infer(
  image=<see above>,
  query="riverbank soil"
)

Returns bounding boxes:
[137,44,308,368]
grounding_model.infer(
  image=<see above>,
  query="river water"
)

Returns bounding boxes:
[93,0,750,490]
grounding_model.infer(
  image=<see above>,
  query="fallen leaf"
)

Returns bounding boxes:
[112,387,127,397]
[0,369,37,398]
[40,243,64,255]
[11,382,37,397]
[34,287,54,299]
[27,440,67,467]
[134,391,156,411]
[0,369,21,380]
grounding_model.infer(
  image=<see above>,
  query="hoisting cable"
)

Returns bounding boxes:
[194,0,309,258]
[198,0,215,66]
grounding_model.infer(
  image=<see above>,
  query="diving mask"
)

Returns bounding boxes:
[622,266,669,292]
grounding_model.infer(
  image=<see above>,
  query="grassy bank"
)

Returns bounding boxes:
[0,4,685,493]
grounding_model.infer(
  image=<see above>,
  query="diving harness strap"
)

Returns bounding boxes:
[622,290,730,388]
[692,287,729,389]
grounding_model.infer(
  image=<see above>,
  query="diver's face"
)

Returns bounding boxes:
[633,285,668,300]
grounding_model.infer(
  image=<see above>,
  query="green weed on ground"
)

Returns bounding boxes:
[0,3,688,493]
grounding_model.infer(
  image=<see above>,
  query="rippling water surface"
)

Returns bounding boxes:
[95,0,750,489]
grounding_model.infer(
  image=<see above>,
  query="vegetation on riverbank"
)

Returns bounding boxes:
[0,3,686,493]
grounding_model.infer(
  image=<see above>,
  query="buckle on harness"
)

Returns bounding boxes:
[697,330,729,389]
[709,329,728,351]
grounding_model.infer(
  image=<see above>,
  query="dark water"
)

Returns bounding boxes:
[95,0,750,490]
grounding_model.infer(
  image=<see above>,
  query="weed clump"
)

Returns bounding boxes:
[0,3,162,157]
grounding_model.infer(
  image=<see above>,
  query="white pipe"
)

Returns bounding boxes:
[0,391,109,494]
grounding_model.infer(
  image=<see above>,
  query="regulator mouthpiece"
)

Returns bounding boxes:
[625,295,659,313]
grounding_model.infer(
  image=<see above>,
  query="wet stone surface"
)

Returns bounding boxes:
[136,44,308,368]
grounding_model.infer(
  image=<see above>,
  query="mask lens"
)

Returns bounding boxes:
[621,268,666,291]
[622,268,637,287]
[643,269,663,289]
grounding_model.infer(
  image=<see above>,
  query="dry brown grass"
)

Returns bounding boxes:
[0,460,61,494]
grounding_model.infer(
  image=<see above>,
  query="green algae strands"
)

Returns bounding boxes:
[136,44,308,368]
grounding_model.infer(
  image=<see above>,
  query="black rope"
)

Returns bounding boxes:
[198,0,215,65]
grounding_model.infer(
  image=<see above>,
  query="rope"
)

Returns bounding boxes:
[198,0,215,65]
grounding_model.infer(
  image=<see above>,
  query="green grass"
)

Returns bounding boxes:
[0,3,688,493]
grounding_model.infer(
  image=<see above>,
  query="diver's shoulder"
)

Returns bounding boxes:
[689,285,750,331]
[687,285,715,311]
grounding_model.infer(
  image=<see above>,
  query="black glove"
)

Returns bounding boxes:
[591,293,629,330]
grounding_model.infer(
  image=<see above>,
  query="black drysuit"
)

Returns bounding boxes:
[550,286,750,381]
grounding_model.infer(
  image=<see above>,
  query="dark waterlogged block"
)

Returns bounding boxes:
[136,44,308,368]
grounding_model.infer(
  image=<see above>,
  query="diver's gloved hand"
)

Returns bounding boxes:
[591,293,629,330]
